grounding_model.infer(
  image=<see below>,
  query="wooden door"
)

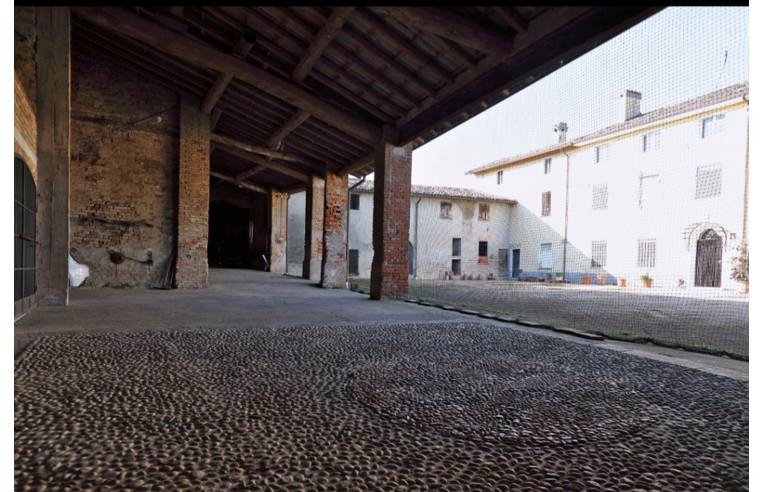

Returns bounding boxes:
[695,229,722,287]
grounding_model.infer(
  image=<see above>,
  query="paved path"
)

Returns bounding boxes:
[16,321,747,490]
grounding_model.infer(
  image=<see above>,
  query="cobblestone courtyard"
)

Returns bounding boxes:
[352,279,749,358]
[16,321,748,490]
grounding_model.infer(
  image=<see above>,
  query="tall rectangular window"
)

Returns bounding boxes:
[497,170,503,184]
[452,238,461,257]
[350,193,360,210]
[642,130,661,152]
[595,144,610,163]
[478,241,488,257]
[639,174,659,209]
[440,202,452,219]
[478,203,490,221]
[637,239,656,268]
[701,113,725,139]
[539,243,552,269]
[591,240,607,268]
[451,259,462,275]
[348,249,359,276]
[592,184,609,210]
[544,158,552,174]
[541,191,551,216]
[695,165,722,199]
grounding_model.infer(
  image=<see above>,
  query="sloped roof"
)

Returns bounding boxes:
[468,81,749,175]
[350,179,516,204]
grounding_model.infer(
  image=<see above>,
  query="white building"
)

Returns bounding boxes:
[468,82,749,290]
[286,182,516,280]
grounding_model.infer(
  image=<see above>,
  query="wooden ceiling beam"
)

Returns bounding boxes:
[211,133,302,163]
[375,7,515,55]
[73,7,381,145]
[201,34,255,115]
[494,7,528,34]
[213,144,312,183]
[292,6,355,82]
[210,170,269,194]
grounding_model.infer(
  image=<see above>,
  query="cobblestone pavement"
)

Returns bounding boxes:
[16,322,748,490]
[352,279,749,357]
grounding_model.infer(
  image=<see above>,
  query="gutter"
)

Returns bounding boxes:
[413,198,422,278]
[561,151,571,283]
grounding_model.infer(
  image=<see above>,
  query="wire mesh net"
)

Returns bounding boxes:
[287,7,749,359]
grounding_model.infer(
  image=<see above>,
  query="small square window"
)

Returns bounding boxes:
[591,240,607,268]
[544,158,552,174]
[592,184,608,210]
[478,203,490,221]
[350,193,360,210]
[701,113,725,139]
[695,165,722,199]
[642,130,661,152]
[440,202,452,219]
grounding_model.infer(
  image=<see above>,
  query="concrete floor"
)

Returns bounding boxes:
[16,269,747,380]
[14,272,749,489]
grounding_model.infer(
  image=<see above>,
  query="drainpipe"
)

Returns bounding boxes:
[742,98,749,243]
[561,151,571,283]
[346,175,366,281]
[413,197,422,278]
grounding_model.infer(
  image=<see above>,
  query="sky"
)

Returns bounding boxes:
[407,7,749,188]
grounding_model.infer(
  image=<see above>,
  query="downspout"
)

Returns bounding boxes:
[561,151,571,283]
[346,175,366,281]
[414,197,422,278]
[742,97,749,243]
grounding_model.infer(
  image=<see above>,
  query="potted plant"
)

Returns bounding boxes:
[640,273,653,288]
[618,277,627,288]
[730,242,749,294]
[555,272,564,282]
[581,275,591,285]
[597,273,607,285]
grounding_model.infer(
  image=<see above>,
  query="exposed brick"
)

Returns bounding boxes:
[303,176,325,283]
[175,99,210,289]
[370,141,412,299]
[321,172,348,288]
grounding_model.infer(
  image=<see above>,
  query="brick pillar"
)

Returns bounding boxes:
[303,176,325,282]
[175,98,210,289]
[36,7,70,306]
[321,172,348,288]
[270,190,288,274]
[370,130,412,300]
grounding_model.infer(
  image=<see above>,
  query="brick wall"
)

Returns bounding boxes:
[70,49,179,287]
[371,144,412,299]
[303,177,325,282]
[269,190,288,274]
[321,172,348,288]
[176,99,210,289]
[14,6,37,179]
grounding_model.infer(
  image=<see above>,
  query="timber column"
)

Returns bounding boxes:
[176,98,210,288]
[36,7,71,306]
[303,176,325,282]
[269,190,288,274]
[370,127,412,299]
[321,172,348,288]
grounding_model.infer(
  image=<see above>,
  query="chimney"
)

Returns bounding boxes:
[619,90,642,121]
[554,122,568,143]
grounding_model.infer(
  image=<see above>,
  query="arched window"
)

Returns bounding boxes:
[15,156,36,311]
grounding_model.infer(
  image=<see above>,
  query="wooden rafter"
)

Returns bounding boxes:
[211,133,303,163]
[375,7,515,55]
[292,6,355,82]
[210,170,268,194]
[201,34,255,114]
[494,7,528,34]
[214,144,312,183]
[73,7,382,145]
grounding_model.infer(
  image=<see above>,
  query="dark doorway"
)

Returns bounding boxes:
[15,156,36,317]
[695,229,722,287]
[209,202,251,268]
[512,249,521,278]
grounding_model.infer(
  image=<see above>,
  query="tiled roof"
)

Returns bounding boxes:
[468,81,749,175]
[349,179,516,204]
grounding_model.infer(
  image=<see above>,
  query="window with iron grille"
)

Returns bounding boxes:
[541,191,551,216]
[497,170,503,184]
[452,238,461,256]
[701,113,725,139]
[14,156,36,303]
[642,130,661,152]
[350,193,360,210]
[595,144,609,163]
[478,203,490,221]
[348,249,359,276]
[539,243,552,269]
[637,239,656,268]
[440,201,452,219]
[591,240,607,268]
[544,158,552,174]
[695,165,722,199]
[592,184,608,210]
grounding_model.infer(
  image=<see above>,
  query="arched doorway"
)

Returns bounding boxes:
[695,229,722,287]
[15,156,36,317]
